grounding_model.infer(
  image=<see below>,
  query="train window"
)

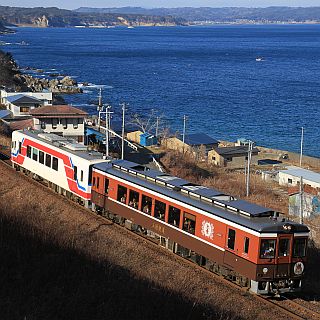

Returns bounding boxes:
[154,200,166,221]
[52,118,58,129]
[168,206,180,227]
[227,229,236,250]
[117,185,127,204]
[27,146,32,158]
[18,142,22,154]
[104,178,109,194]
[52,157,58,171]
[260,239,276,259]
[92,177,96,188]
[183,213,196,235]
[96,177,100,189]
[293,238,307,257]
[141,195,152,215]
[279,238,290,257]
[32,148,38,161]
[45,154,51,167]
[80,170,84,182]
[39,151,45,164]
[129,190,139,209]
[244,237,250,254]
[74,166,78,180]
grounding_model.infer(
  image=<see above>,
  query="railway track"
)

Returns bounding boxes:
[0,155,319,320]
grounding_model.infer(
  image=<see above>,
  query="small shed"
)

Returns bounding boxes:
[140,132,157,147]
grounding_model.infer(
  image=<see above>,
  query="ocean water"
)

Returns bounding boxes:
[2,25,320,156]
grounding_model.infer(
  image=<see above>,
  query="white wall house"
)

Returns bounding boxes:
[30,105,88,144]
[278,166,320,189]
[0,89,53,106]
[0,90,53,118]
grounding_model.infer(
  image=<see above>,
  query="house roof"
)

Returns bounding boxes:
[279,166,320,184]
[180,133,218,146]
[6,94,42,105]
[214,146,259,156]
[9,118,33,131]
[0,110,11,119]
[30,105,88,118]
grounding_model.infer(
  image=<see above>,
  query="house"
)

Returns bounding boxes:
[278,166,320,189]
[30,105,87,143]
[164,133,219,158]
[208,146,259,168]
[140,132,157,147]
[127,130,143,144]
[0,89,53,117]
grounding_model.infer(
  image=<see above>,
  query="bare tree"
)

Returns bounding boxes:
[129,109,163,134]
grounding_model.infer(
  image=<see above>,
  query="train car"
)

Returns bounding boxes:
[11,129,107,207]
[91,160,309,295]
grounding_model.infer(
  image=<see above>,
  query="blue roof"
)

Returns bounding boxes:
[0,110,10,119]
[182,133,218,146]
[6,94,41,104]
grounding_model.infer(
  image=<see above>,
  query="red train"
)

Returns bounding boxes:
[91,160,309,295]
[11,130,309,295]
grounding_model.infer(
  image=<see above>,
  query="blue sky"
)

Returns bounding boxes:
[1,1,320,9]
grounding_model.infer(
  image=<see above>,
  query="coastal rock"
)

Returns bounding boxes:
[60,76,76,86]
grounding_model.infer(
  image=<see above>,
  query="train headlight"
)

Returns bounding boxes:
[283,224,292,232]
[293,262,304,275]
[263,267,268,274]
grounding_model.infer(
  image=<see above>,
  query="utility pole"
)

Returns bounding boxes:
[101,105,112,159]
[299,127,304,167]
[120,103,127,160]
[299,176,304,224]
[97,88,103,131]
[246,141,253,197]
[182,115,187,153]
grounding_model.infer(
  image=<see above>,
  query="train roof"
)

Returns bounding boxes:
[17,130,105,162]
[93,160,309,234]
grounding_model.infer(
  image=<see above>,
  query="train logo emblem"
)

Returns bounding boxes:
[294,262,304,275]
[201,221,214,240]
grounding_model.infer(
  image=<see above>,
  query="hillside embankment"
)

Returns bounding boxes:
[0,160,302,320]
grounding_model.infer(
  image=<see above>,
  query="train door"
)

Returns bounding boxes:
[276,234,293,277]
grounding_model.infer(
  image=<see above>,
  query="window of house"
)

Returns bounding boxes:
[244,237,250,254]
[212,156,216,161]
[288,178,293,184]
[52,118,58,129]
[32,148,38,161]
[34,103,40,108]
[117,185,127,204]
[226,157,233,162]
[27,145,32,158]
[61,118,67,129]
[73,166,77,181]
[227,229,236,250]
[104,178,109,194]
[129,190,139,209]
[183,212,196,234]
[154,200,166,221]
[45,154,51,167]
[293,238,307,257]
[168,206,180,227]
[39,151,44,164]
[20,106,29,113]
[279,238,290,257]
[73,118,78,129]
[141,195,152,215]
[52,157,58,171]
[260,239,276,259]
[80,170,84,182]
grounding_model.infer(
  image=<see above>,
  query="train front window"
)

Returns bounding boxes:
[279,238,290,257]
[293,238,307,257]
[260,239,276,259]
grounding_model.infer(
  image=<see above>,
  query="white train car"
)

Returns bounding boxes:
[11,130,108,207]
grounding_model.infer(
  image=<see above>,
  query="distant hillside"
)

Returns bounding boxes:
[75,6,320,23]
[0,6,185,28]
